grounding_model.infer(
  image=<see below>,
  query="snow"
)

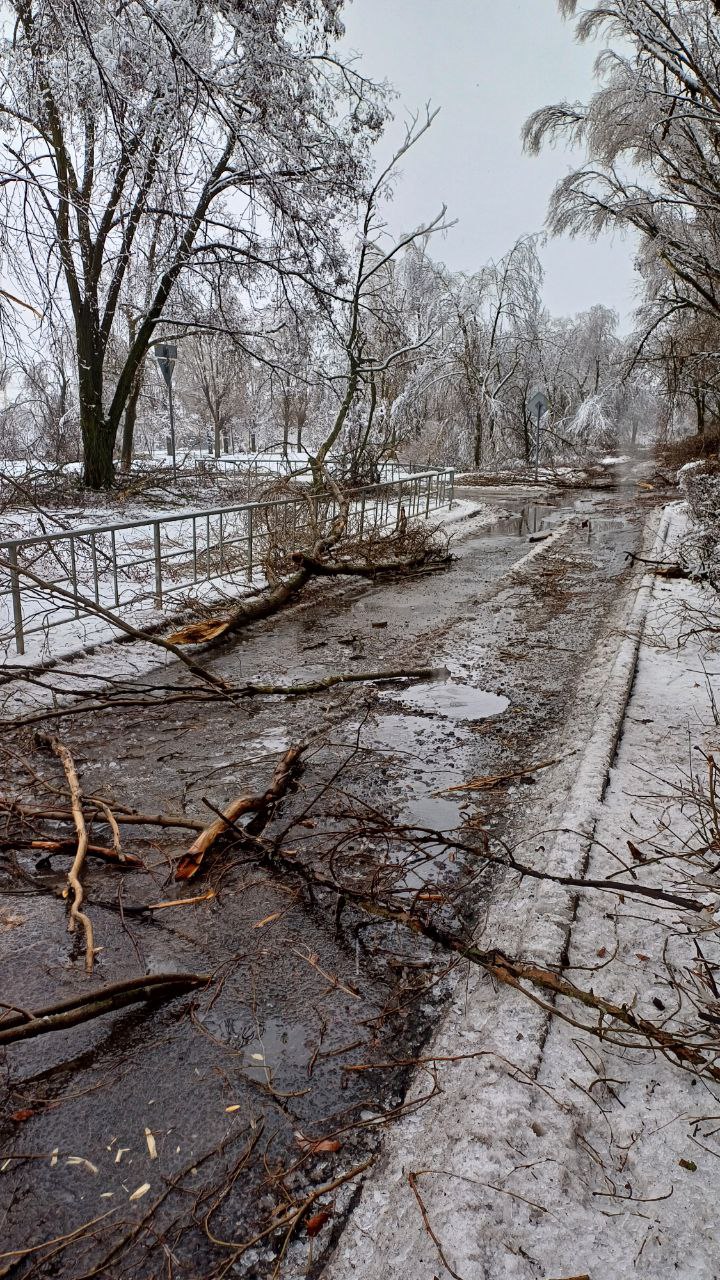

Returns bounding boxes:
[327,502,720,1280]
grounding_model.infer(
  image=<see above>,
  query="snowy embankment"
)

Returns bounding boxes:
[327,502,720,1280]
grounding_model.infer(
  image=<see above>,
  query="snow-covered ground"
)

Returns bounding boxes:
[327,503,720,1280]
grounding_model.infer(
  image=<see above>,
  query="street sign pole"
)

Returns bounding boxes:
[155,343,178,480]
[167,373,177,480]
[527,388,549,484]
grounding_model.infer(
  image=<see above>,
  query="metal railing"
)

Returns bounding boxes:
[0,469,454,655]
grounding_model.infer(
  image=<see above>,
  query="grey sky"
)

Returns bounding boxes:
[342,0,639,327]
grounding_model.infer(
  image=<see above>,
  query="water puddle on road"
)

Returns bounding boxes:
[471,500,565,540]
[383,677,509,722]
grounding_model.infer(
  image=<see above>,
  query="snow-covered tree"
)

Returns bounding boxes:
[0,0,387,487]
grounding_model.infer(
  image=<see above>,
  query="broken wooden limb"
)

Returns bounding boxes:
[175,743,306,881]
[439,751,576,794]
[13,838,143,867]
[37,733,95,973]
[167,566,311,646]
[239,666,441,698]
[0,796,205,833]
[0,972,210,1044]
[1,665,439,727]
[290,549,451,578]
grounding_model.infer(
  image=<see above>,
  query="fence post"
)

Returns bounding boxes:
[153,521,163,608]
[247,505,254,579]
[69,535,80,618]
[449,469,455,506]
[7,543,24,656]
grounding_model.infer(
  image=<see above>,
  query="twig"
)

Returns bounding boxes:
[408,1170,466,1280]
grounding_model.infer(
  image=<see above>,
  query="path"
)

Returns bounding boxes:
[0,484,657,1278]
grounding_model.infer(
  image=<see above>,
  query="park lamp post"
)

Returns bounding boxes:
[155,343,178,479]
[527,388,549,484]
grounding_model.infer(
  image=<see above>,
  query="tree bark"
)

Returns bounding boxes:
[474,406,483,468]
[120,368,143,472]
[81,411,116,488]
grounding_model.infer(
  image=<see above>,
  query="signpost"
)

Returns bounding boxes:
[155,343,178,478]
[527,388,549,483]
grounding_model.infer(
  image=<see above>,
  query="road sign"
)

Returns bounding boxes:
[528,389,549,420]
[155,343,177,391]
[527,389,550,482]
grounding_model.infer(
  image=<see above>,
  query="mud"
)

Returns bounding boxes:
[0,486,654,1278]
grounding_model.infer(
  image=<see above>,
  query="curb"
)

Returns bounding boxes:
[543,501,676,884]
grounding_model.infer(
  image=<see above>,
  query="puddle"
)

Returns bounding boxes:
[473,500,564,539]
[197,1012,311,1084]
[384,678,509,721]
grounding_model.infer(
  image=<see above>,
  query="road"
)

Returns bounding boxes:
[0,483,658,1278]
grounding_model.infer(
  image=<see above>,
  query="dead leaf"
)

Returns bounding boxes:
[295,1132,342,1155]
[11,1109,34,1123]
[679,1159,697,1172]
[636,953,650,962]
[627,840,644,861]
[596,947,607,959]
[129,1182,151,1201]
[305,1208,332,1237]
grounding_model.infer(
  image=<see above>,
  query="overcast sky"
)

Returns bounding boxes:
[342,0,639,327]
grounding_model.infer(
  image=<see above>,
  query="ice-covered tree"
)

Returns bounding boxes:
[0,0,387,487]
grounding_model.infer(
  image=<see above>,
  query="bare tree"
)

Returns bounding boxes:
[308,112,449,486]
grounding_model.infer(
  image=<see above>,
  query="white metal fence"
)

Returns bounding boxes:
[0,469,454,655]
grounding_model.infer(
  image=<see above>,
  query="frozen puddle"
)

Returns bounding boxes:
[384,678,509,721]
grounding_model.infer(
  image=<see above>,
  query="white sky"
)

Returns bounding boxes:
[342,0,639,327]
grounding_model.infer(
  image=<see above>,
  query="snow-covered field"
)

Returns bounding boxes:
[327,503,720,1280]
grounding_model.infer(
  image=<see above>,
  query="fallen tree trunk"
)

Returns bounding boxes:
[0,972,209,1044]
